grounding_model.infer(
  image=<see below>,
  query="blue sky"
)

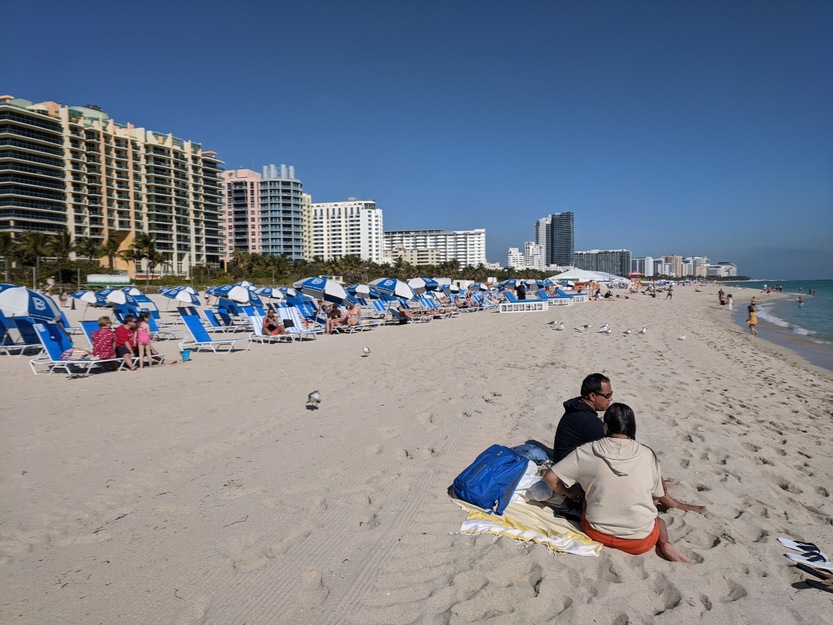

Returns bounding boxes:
[3,1,832,279]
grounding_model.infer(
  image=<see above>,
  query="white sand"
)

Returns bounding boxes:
[1,287,832,624]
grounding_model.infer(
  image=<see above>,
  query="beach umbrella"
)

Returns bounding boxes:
[121,286,144,297]
[104,289,139,306]
[0,285,62,322]
[213,284,262,305]
[407,277,429,294]
[71,289,98,305]
[160,285,201,306]
[421,277,439,291]
[469,283,488,291]
[279,287,299,298]
[293,276,348,304]
[369,278,416,300]
[234,280,255,288]
[442,283,460,293]
[256,287,284,300]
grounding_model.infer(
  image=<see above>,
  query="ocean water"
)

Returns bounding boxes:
[723,279,833,371]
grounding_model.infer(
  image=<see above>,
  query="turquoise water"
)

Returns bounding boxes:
[724,279,833,370]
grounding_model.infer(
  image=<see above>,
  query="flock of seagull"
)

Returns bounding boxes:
[548,320,686,341]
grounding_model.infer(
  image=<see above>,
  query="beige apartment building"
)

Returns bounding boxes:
[0,96,224,278]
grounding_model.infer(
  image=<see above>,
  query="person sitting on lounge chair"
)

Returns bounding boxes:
[262,309,286,336]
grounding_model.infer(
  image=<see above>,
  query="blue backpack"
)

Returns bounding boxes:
[451,445,528,515]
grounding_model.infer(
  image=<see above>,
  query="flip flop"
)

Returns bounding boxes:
[778,537,828,559]
[785,552,833,572]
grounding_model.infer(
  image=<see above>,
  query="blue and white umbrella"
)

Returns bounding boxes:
[234,280,255,288]
[104,289,139,306]
[256,287,285,300]
[293,277,348,304]
[71,289,99,305]
[161,285,201,306]
[213,284,262,305]
[0,285,62,322]
[407,278,429,295]
[369,278,416,300]
[121,286,144,297]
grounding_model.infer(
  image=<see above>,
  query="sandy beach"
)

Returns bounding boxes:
[1,286,832,624]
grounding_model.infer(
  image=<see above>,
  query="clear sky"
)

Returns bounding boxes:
[3,1,832,279]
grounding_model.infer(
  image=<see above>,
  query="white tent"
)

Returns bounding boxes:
[548,269,630,285]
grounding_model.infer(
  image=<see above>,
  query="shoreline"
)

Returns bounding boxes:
[2,287,832,624]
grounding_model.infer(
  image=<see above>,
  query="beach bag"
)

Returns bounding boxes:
[451,445,528,515]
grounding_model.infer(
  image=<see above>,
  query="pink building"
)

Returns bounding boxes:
[222,169,262,262]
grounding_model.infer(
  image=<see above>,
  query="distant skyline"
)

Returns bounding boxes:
[3,1,831,279]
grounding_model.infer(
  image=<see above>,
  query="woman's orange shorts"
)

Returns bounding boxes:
[581,514,659,555]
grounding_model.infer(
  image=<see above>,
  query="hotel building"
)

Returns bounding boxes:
[311,199,384,263]
[222,168,262,261]
[383,228,486,268]
[260,164,304,261]
[573,249,632,276]
[0,95,223,277]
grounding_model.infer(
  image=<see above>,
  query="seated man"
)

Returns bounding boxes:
[114,314,177,368]
[552,373,705,514]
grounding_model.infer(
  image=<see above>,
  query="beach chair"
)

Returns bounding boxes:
[28,322,124,375]
[246,310,294,343]
[178,310,251,353]
[0,316,45,356]
[276,304,323,340]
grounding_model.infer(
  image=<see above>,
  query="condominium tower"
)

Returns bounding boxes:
[222,169,262,261]
[311,199,384,262]
[260,164,304,261]
[547,212,574,267]
[0,95,223,277]
[383,228,487,268]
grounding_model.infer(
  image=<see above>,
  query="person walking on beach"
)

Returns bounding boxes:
[718,289,726,309]
[727,294,733,312]
[544,403,693,563]
[746,303,758,336]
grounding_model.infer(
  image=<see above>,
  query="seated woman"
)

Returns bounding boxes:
[346,302,362,327]
[326,304,346,334]
[262,309,285,336]
[543,403,693,563]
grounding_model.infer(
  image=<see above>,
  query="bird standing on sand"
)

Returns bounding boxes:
[677,335,686,341]
[639,326,647,335]
[307,390,321,407]
[622,328,631,336]
[555,322,564,331]
[362,346,371,357]
[599,323,610,333]
[575,323,592,332]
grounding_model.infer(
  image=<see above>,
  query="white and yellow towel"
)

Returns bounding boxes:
[452,497,602,557]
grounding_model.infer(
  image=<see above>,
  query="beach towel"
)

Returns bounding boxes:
[451,496,602,557]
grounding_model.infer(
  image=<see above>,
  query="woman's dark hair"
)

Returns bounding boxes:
[604,403,637,440]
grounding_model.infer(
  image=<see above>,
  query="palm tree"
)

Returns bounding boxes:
[75,236,101,264]
[147,250,165,281]
[15,231,50,288]
[130,232,157,287]
[117,247,137,277]
[100,237,119,270]
[47,229,75,285]
[0,232,14,283]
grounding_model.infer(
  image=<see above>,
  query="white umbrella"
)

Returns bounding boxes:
[369,278,416,300]
[293,277,348,304]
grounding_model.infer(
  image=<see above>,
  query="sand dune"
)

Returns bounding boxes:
[1,286,831,624]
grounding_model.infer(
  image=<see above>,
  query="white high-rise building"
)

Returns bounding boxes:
[311,199,383,262]
[535,216,551,259]
[383,228,486,268]
[524,241,545,270]
[507,247,524,268]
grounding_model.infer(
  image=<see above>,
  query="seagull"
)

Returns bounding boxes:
[575,323,592,332]
[599,323,610,333]
[306,390,321,408]
[547,320,559,325]
[362,346,371,357]
[599,328,612,335]
[622,328,631,336]
[639,326,647,335]
[555,322,564,331]
[677,335,686,341]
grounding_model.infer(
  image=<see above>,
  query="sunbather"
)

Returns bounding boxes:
[544,403,693,563]
[262,309,286,336]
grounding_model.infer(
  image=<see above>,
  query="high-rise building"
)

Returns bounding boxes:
[535,216,551,260]
[573,249,632,276]
[0,95,223,278]
[222,169,262,261]
[524,241,545,270]
[312,199,383,262]
[383,228,486,268]
[507,247,524,269]
[662,255,683,278]
[547,212,574,266]
[260,164,304,261]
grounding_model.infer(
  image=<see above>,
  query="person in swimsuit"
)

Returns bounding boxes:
[747,303,758,336]
[262,309,285,336]
[135,311,153,368]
